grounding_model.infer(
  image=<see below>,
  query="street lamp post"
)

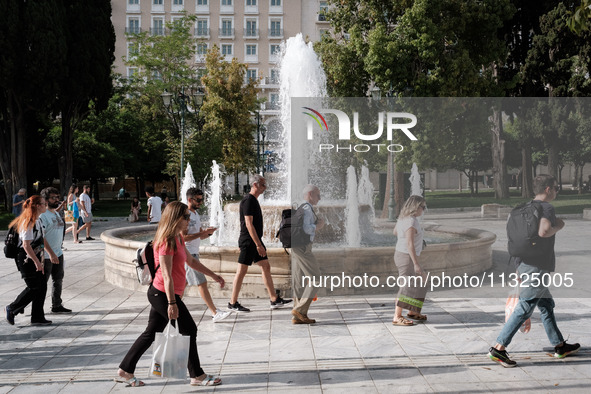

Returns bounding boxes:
[371,85,396,221]
[161,88,205,182]
[260,125,266,176]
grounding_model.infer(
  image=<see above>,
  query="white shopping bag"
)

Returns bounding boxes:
[150,321,190,379]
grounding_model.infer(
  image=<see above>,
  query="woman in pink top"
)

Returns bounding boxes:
[117,201,225,387]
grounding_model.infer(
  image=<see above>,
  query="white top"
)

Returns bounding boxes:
[80,192,92,215]
[395,216,424,256]
[185,210,201,254]
[147,196,162,223]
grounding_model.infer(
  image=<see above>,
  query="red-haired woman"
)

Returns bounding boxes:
[5,195,51,326]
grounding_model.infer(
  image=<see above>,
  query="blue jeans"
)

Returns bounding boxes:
[496,262,564,347]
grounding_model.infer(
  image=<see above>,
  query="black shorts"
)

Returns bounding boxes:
[238,241,267,266]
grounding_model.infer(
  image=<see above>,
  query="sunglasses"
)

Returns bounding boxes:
[192,197,204,203]
[182,213,191,220]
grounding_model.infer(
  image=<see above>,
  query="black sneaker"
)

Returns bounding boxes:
[31,319,52,326]
[52,305,72,314]
[86,236,95,241]
[228,301,250,312]
[5,306,15,326]
[554,341,580,359]
[488,347,517,368]
[270,296,293,310]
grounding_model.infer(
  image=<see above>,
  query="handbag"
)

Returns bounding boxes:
[64,210,75,224]
[150,320,190,379]
[505,289,531,334]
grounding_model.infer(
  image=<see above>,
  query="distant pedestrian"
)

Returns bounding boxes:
[291,185,324,325]
[488,174,580,368]
[228,175,292,312]
[130,197,141,222]
[77,185,94,240]
[12,188,26,217]
[116,201,222,387]
[5,195,52,326]
[146,186,162,224]
[184,188,232,322]
[392,195,428,326]
[65,184,82,243]
[39,187,72,314]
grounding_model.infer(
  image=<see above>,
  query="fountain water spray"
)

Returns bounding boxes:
[345,165,361,247]
[207,160,225,246]
[278,33,328,202]
[409,163,423,197]
[180,163,196,205]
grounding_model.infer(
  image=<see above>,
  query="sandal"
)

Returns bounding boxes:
[392,316,414,326]
[407,313,427,321]
[114,376,145,387]
[190,374,222,386]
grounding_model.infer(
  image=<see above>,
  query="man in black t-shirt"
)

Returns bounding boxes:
[488,174,580,368]
[228,175,292,312]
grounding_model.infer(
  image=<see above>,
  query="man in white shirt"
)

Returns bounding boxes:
[77,185,94,241]
[184,188,232,322]
[40,187,72,314]
[145,186,162,224]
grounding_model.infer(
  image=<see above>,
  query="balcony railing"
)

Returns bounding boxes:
[264,76,280,85]
[268,28,283,38]
[150,27,165,36]
[219,28,235,37]
[125,26,142,34]
[244,28,259,38]
[195,27,210,37]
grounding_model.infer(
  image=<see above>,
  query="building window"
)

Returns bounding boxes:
[271,0,280,5]
[246,44,257,56]
[153,0,162,4]
[197,43,208,55]
[152,18,164,35]
[127,42,139,59]
[270,19,282,37]
[197,0,207,4]
[270,44,280,55]
[246,69,257,82]
[270,69,280,84]
[173,0,183,4]
[222,0,232,5]
[127,18,141,34]
[221,44,233,56]
[246,0,256,5]
[196,19,209,36]
[221,19,233,36]
[245,19,257,37]
[127,67,138,79]
[129,0,139,4]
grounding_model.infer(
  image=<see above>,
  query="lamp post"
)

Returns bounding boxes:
[161,88,205,182]
[260,124,267,176]
[371,85,396,221]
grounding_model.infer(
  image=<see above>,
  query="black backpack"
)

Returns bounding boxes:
[276,203,312,249]
[506,201,545,259]
[134,241,160,285]
[3,226,21,259]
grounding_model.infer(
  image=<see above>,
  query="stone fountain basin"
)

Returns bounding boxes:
[101,224,495,298]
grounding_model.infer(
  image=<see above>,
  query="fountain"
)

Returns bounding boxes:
[101,36,496,298]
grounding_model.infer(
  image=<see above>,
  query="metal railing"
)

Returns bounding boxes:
[219,28,235,37]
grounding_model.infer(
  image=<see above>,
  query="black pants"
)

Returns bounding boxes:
[44,255,64,309]
[119,285,204,378]
[9,252,48,322]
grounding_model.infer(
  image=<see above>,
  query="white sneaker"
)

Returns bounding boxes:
[212,310,232,323]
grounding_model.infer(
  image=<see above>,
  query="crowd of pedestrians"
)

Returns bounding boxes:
[3,174,581,387]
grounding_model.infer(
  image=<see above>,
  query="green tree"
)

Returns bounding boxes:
[55,0,115,196]
[522,3,591,177]
[0,0,67,205]
[316,0,515,205]
[201,46,259,194]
